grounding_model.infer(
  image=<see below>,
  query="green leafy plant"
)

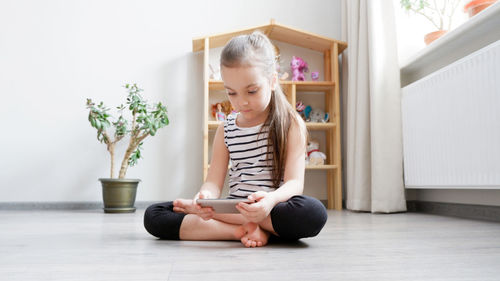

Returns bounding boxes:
[86,83,169,179]
[400,0,462,30]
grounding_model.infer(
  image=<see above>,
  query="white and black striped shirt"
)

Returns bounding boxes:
[224,113,279,198]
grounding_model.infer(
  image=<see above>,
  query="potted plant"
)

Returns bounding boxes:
[464,0,497,17]
[400,0,462,45]
[86,83,169,213]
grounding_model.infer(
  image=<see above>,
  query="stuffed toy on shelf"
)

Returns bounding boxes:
[309,108,329,123]
[305,140,327,166]
[296,101,329,123]
[290,56,309,81]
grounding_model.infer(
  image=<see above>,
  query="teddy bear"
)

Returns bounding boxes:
[305,140,326,165]
[290,56,309,81]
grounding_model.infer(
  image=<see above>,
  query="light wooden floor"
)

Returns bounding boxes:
[1,209,500,281]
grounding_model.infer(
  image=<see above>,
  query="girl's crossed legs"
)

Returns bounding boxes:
[143,195,327,247]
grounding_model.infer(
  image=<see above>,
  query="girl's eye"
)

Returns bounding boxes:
[248,89,258,94]
[227,92,236,96]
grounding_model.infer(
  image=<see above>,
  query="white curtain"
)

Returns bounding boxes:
[340,0,407,213]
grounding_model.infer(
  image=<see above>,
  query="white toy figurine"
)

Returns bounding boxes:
[308,108,329,123]
[209,64,221,80]
[305,140,326,165]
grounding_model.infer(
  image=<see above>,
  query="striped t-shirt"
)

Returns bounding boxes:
[224,113,279,198]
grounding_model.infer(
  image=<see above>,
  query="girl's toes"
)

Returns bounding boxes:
[241,237,249,246]
[257,241,262,247]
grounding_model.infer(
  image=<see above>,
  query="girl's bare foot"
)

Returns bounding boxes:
[173,199,200,214]
[235,222,270,248]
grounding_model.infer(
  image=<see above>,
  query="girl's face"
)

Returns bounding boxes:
[221,65,276,125]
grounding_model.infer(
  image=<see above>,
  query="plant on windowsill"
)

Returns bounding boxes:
[400,0,462,45]
[463,0,497,17]
[86,83,169,213]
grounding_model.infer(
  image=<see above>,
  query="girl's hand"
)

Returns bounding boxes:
[194,190,215,220]
[173,191,215,220]
[236,191,275,223]
[194,190,214,201]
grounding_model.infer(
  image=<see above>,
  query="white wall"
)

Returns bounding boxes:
[0,0,342,202]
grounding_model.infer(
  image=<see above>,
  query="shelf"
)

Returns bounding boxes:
[208,120,335,130]
[209,80,334,92]
[284,81,335,92]
[306,165,337,170]
[209,80,225,91]
[306,122,335,130]
[208,121,222,130]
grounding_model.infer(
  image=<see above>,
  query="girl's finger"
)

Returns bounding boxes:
[173,207,185,213]
[248,191,267,202]
[238,202,252,211]
[236,205,249,217]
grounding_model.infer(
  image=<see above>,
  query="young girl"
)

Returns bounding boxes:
[144,31,327,248]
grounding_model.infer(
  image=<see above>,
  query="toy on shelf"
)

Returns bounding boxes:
[280,72,289,80]
[211,100,234,120]
[274,44,290,81]
[209,64,221,80]
[296,101,329,123]
[306,140,326,165]
[290,56,309,81]
[215,104,226,121]
[311,71,319,81]
[296,101,310,120]
[309,108,329,123]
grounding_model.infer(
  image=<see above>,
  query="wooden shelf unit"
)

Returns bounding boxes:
[193,20,347,210]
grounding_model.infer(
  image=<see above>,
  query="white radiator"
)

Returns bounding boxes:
[402,40,500,188]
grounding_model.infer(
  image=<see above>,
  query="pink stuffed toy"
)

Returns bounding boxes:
[290,56,309,81]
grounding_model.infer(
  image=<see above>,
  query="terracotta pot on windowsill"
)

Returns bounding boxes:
[424,30,448,45]
[464,0,498,17]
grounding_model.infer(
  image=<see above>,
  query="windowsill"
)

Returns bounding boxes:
[400,2,500,87]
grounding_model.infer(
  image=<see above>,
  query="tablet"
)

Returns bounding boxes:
[196,198,254,213]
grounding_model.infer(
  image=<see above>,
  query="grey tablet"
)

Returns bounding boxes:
[196,198,254,213]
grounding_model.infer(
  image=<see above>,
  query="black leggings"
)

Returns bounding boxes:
[143,195,327,241]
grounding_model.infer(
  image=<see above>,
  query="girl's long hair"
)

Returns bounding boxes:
[220,31,307,188]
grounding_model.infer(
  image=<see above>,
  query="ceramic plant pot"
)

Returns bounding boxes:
[424,30,448,45]
[99,178,140,213]
[464,0,497,17]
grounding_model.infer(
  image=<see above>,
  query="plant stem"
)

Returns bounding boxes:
[102,130,125,178]
[108,142,115,178]
[100,131,115,178]
[118,131,149,179]
[409,6,442,30]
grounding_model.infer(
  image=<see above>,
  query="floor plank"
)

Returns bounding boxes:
[1,209,499,281]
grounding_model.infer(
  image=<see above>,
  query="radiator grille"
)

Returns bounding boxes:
[402,40,500,188]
